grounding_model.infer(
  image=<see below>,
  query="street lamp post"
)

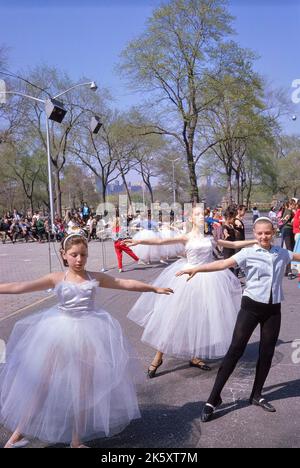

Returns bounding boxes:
[45,116,55,235]
[0,80,97,234]
[166,158,180,204]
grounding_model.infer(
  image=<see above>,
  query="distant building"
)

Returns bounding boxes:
[95,177,142,195]
[129,182,143,193]
[107,180,122,194]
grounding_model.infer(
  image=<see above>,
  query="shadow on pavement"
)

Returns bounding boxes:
[47,401,203,449]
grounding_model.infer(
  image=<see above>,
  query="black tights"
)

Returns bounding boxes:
[207,296,281,406]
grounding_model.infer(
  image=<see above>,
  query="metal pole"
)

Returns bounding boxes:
[172,161,176,204]
[45,114,55,234]
[99,237,107,272]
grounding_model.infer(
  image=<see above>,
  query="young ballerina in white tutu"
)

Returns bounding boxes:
[158,222,185,259]
[123,207,257,377]
[130,216,169,265]
[131,227,164,264]
[0,234,173,448]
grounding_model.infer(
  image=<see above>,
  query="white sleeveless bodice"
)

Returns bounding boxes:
[55,274,99,316]
[185,237,215,265]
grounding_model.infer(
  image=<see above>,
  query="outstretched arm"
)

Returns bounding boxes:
[0,273,57,294]
[122,235,186,247]
[217,239,257,249]
[176,257,237,281]
[93,272,174,295]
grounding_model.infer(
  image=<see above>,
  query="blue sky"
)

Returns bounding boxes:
[0,0,299,132]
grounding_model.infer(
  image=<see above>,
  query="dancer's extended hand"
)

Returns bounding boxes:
[121,239,139,247]
[155,287,174,295]
[175,268,197,281]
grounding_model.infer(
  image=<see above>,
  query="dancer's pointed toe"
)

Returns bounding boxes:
[147,359,163,378]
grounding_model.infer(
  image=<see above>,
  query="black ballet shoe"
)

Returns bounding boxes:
[200,397,222,422]
[147,359,163,378]
[189,360,211,371]
[249,397,276,412]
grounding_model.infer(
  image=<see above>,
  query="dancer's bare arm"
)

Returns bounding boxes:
[217,239,257,249]
[176,258,237,281]
[93,272,174,295]
[0,273,59,294]
[122,235,187,247]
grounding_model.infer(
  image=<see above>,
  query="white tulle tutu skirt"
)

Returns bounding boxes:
[159,229,185,259]
[128,259,242,359]
[131,230,163,262]
[0,307,142,444]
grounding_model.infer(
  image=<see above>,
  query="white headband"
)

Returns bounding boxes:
[253,217,274,226]
[63,233,86,250]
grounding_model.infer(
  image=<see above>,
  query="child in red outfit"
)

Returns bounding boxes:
[112,217,140,272]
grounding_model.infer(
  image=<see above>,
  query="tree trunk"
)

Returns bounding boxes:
[186,150,199,203]
[236,170,240,205]
[144,178,154,203]
[120,169,132,208]
[241,170,246,205]
[226,170,233,205]
[102,185,106,204]
[246,182,252,209]
[184,123,199,203]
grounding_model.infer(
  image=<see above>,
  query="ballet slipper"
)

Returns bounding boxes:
[5,438,29,448]
[70,443,90,448]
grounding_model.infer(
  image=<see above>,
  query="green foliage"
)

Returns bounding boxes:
[119,0,238,201]
[0,142,49,212]
[277,150,300,197]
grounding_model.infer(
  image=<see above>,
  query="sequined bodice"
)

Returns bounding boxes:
[55,278,99,315]
[185,237,214,265]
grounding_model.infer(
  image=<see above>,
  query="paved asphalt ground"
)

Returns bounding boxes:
[0,221,299,448]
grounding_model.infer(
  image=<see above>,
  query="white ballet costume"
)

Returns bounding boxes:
[131,229,163,263]
[158,225,185,259]
[128,237,242,359]
[0,273,141,444]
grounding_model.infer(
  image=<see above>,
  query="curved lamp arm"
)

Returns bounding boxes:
[53,81,97,99]
[0,90,45,103]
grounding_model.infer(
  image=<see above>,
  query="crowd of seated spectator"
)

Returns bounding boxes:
[0,205,105,245]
